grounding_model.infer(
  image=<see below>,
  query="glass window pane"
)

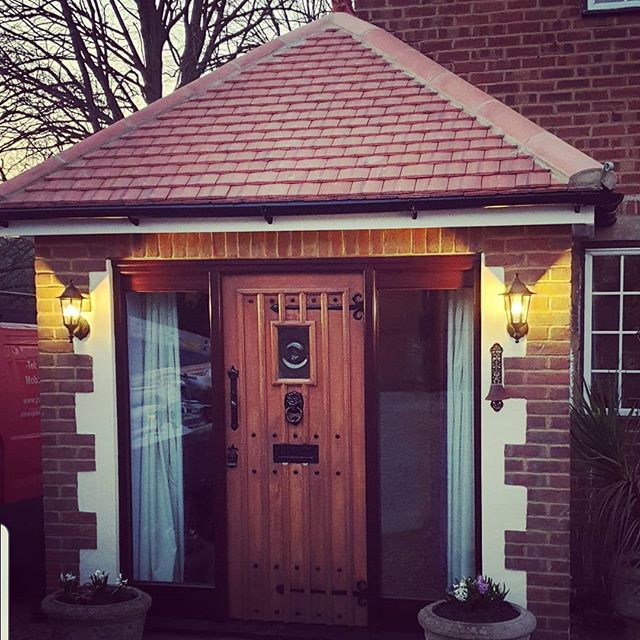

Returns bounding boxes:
[127,291,215,585]
[622,374,640,410]
[592,334,619,370]
[623,296,640,332]
[377,288,474,600]
[623,335,640,371]
[591,372,618,397]
[277,324,311,380]
[624,256,640,292]
[592,295,619,331]
[592,255,620,292]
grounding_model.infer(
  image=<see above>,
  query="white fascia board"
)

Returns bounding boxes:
[0,204,594,237]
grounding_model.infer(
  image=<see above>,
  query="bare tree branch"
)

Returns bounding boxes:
[0,0,330,179]
[0,237,36,323]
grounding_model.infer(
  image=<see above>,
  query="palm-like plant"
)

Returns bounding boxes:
[571,382,640,589]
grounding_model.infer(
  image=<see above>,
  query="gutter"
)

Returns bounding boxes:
[0,189,623,228]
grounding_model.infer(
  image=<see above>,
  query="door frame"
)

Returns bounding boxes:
[113,255,481,628]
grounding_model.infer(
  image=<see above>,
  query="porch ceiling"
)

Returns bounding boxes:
[0,12,615,216]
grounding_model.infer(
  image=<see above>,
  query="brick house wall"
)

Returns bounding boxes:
[35,224,572,638]
[352,2,638,635]
[355,0,640,218]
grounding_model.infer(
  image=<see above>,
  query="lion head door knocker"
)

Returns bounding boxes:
[284,391,304,425]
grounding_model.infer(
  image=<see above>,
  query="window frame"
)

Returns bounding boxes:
[113,270,226,620]
[584,247,640,413]
[583,0,640,13]
[113,255,482,628]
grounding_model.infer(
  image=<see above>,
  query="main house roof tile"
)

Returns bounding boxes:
[0,12,607,211]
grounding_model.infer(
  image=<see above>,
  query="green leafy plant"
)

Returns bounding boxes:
[571,381,640,581]
[58,570,132,605]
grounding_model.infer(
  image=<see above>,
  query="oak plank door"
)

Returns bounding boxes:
[222,273,367,626]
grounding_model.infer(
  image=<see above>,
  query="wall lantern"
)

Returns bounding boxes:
[502,273,535,344]
[58,280,90,342]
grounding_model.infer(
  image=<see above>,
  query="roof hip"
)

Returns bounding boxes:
[331,12,604,183]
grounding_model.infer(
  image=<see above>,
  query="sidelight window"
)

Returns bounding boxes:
[377,287,475,601]
[126,291,215,584]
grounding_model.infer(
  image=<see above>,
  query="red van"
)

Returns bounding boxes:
[0,323,44,596]
[0,323,41,505]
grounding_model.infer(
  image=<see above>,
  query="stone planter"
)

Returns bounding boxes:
[41,586,152,640]
[418,600,537,640]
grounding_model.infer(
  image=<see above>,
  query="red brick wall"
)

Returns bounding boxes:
[35,226,572,638]
[355,0,640,216]
[485,229,572,640]
[35,248,105,588]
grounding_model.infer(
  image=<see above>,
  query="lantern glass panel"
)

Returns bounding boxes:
[61,298,83,328]
[504,292,531,326]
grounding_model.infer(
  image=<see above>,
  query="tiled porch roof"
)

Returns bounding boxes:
[0,12,606,210]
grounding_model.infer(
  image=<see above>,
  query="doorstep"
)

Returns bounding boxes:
[145,617,422,640]
[9,597,422,640]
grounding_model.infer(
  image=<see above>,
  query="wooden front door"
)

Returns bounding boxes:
[222,273,367,626]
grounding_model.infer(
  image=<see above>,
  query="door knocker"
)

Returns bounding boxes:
[284,391,304,425]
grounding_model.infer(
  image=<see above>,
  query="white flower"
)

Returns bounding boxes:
[453,581,468,602]
[116,574,128,587]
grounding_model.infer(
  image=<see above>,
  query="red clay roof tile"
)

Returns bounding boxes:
[0,12,608,210]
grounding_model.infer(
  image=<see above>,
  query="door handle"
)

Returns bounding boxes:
[354,580,368,607]
[226,444,238,468]
[227,366,239,431]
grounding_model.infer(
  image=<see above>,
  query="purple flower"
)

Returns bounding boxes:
[476,575,489,595]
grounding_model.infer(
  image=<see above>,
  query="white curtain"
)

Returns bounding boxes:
[129,292,184,582]
[447,290,475,585]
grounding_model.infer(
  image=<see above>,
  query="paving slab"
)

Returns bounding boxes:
[8,598,625,640]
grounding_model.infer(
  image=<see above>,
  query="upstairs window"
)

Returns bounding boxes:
[585,249,640,411]
[585,0,640,11]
